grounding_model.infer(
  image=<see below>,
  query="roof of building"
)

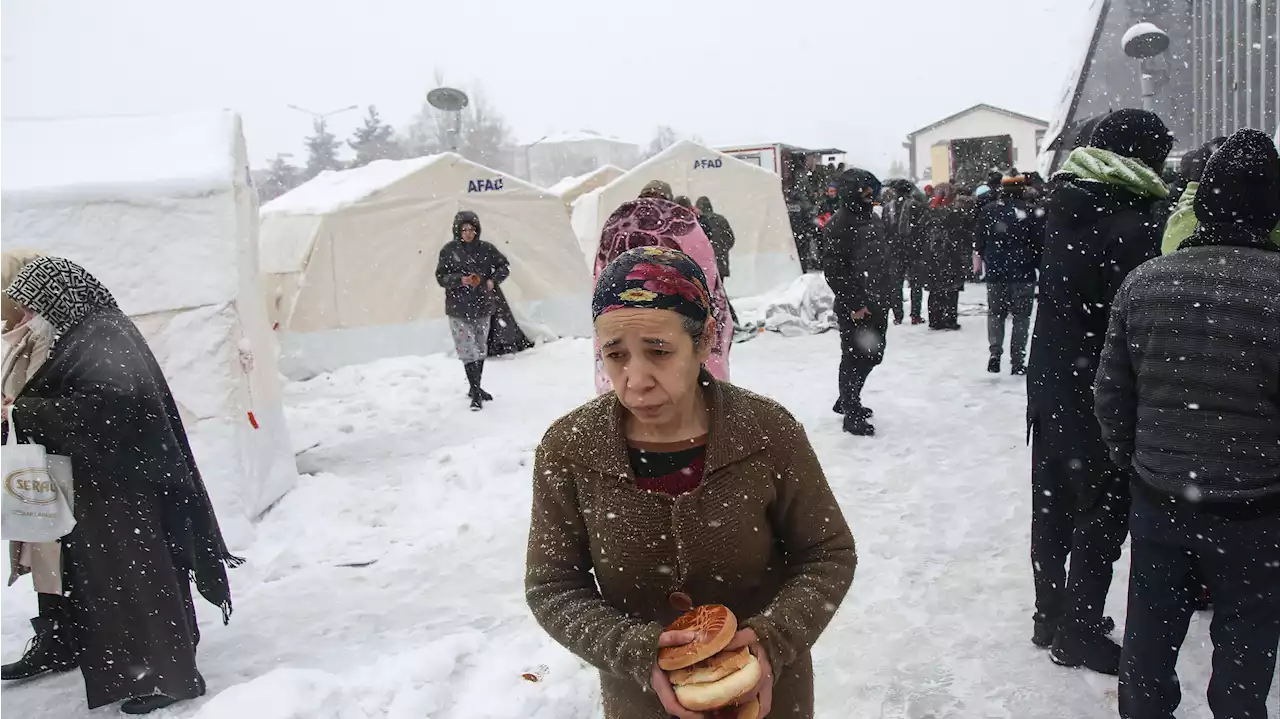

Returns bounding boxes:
[907,104,1049,139]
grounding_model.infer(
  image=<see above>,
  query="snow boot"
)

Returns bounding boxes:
[2,594,79,681]
[911,316,925,325]
[833,400,873,419]
[121,695,182,715]
[842,416,876,437]
[987,356,1001,374]
[476,360,493,402]
[1033,616,1114,649]
[1010,362,1027,376]
[463,362,485,410]
[1050,628,1122,675]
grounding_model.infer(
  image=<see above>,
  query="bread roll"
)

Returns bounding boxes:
[657,605,737,671]
[669,647,752,686]
[709,699,761,719]
[673,653,760,711]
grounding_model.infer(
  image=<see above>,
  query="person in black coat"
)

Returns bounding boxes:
[883,180,928,325]
[695,196,736,282]
[435,211,511,410]
[975,175,1045,374]
[1026,108,1173,675]
[1,257,238,715]
[1095,129,1280,719]
[920,185,968,330]
[822,168,892,436]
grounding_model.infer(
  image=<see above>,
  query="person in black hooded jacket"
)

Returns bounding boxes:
[822,168,892,436]
[435,211,510,410]
[1095,128,1280,719]
[1026,108,1173,675]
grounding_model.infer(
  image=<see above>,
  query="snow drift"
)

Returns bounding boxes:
[1,111,298,546]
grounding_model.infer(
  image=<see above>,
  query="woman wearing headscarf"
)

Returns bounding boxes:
[1,249,68,682]
[1,257,239,715]
[593,197,733,395]
[526,247,856,719]
[436,210,513,410]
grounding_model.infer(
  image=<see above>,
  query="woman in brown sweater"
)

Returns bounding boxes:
[526,246,856,718]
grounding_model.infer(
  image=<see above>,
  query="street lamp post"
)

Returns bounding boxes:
[287,104,359,146]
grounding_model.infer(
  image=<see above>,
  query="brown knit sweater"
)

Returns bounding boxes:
[525,377,856,719]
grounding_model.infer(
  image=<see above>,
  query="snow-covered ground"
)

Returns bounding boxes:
[3,287,1274,718]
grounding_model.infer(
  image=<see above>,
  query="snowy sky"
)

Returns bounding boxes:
[2,0,1091,173]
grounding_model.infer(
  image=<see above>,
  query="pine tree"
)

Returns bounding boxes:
[348,106,401,168]
[303,119,343,179]
[261,153,302,202]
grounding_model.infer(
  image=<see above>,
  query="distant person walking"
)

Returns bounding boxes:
[695,196,739,326]
[976,174,1044,375]
[1027,109,1173,676]
[1094,128,1280,719]
[435,211,511,411]
[823,168,893,436]
[920,184,967,330]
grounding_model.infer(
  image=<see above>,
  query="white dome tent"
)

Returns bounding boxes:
[570,140,802,298]
[1,111,297,547]
[259,153,592,378]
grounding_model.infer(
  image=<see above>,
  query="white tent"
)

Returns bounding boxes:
[259,153,592,378]
[1,111,297,547]
[570,140,801,298]
[549,165,626,207]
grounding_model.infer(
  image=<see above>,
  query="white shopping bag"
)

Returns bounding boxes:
[2,407,75,542]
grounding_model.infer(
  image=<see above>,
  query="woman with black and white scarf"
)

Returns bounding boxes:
[1,257,239,715]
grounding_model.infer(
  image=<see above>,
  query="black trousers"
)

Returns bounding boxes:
[1119,488,1280,719]
[927,289,959,328]
[891,271,923,322]
[1030,426,1131,632]
[835,308,886,412]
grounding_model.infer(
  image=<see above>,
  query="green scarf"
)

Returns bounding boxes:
[1056,147,1170,199]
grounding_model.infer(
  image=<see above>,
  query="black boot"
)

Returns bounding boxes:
[1033,615,1113,649]
[121,695,182,715]
[842,416,876,436]
[463,362,484,410]
[1050,626,1122,675]
[1011,363,1027,376]
[2,593,79,681]
[476,360,493,402]
[987,356,1001,373]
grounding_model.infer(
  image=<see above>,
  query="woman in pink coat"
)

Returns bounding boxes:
[593,197,733,394]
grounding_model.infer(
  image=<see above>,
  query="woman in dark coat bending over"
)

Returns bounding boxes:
[2,257,238,715]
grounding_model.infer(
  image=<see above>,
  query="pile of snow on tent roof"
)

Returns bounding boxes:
[260,156,444,216]
[3,112,237,204]
[1,110,298,547]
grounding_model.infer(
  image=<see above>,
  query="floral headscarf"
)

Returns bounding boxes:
[592,197,733,393]
[593,247,711,323]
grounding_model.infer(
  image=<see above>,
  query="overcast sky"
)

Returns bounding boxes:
[3,0,1093,174]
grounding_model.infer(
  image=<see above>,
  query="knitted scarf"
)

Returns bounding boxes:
[1056,147,1170,199]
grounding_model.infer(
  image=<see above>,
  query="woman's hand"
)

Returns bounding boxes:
[724,628,774,717]
[485,279,495,291]
[650,629,703,719]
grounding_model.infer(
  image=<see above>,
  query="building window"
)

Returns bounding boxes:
[1035,129,1046,154]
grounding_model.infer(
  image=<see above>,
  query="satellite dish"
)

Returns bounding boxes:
[1123,22,1170,58]
[428,87,470,112]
